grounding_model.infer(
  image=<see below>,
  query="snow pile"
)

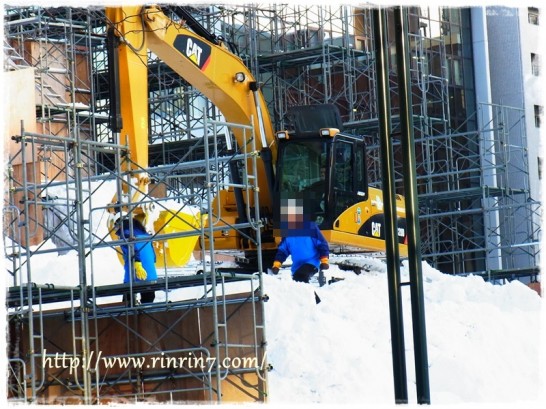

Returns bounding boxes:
[4,243,544,405]
[5,242,543,405]
[263,261,543,405]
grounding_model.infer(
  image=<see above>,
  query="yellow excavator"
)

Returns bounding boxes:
[104,5,408,270]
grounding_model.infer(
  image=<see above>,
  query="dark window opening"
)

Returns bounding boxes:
[534,105,543,128]
[531,53,540,76]
[528,7,539,25]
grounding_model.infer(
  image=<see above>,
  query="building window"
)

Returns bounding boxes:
[539,157,543,180]
[531,53,540,76]
[528,7,539,25]
[534,105,543,127]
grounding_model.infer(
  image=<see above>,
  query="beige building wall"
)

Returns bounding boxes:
[4,67,45,246]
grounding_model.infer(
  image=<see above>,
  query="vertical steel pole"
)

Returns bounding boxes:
[394,7,431,404]
[73,128,93,403]
[372,8,408,404]
[19,121,37,402]
[203,116,222,402]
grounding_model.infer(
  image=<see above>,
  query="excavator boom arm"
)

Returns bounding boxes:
[143,6,275,152]
[106,5,276,161]
[106,5,276,209]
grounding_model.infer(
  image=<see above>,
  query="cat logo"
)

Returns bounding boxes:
[186,38,202,65]
[173,35,212,71]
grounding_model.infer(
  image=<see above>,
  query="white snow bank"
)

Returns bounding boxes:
[264,261,542,405]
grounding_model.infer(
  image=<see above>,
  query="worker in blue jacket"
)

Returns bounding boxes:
[115,217,157,303]
[271,198,329,284]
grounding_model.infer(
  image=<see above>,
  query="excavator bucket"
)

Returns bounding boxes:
[153,209,205,268]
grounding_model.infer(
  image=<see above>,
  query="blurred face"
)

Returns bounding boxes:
[286,207,303,226]
[281,198,304,228]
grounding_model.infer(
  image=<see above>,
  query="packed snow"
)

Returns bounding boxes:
[264,261,543,406]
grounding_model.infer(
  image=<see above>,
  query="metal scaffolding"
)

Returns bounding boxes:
[3,2,541,403]
[233,4,539,277]
[5,117,269,403]
[4,6,268,403]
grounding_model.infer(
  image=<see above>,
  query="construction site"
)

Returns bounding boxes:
[3,4,541,404]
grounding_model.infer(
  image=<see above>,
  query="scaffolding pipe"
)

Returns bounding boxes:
[203,114,222,402]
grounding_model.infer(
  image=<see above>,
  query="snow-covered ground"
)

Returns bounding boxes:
[4,242,543,406]
[264,260,543,406]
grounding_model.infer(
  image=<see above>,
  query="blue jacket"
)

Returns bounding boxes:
[116,220,158,283]
[274,222,329,274]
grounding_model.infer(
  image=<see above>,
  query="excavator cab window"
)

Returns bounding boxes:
[276,139,329,224]
[278,141,327,192]
[333,142,353,192]
[331,136,368,216]
[276,134,369,227]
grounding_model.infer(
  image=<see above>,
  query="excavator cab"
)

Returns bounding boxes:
[274,105,407,254]
[274,105,367,228]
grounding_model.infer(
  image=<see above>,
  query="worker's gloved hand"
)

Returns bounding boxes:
[319,257,329,270]
[134,261,148,280]
[271,260,282,275]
